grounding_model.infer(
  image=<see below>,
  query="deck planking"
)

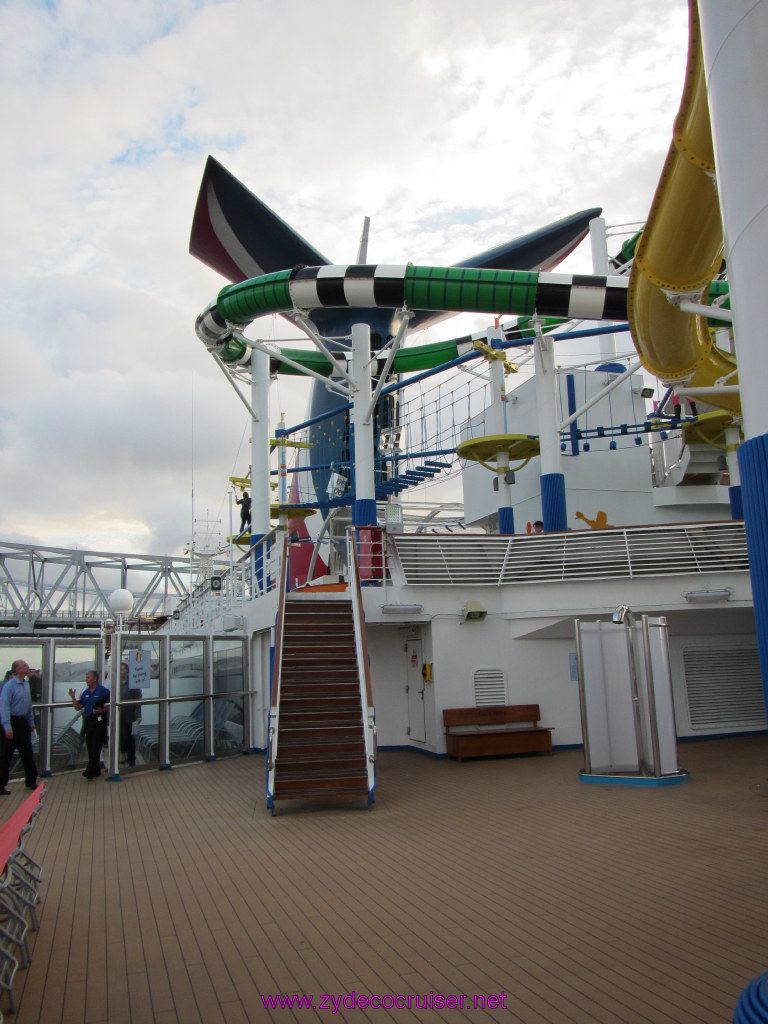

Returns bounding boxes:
[3,735,768,1023]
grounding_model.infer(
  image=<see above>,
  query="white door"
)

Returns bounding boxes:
[405,640,426,743]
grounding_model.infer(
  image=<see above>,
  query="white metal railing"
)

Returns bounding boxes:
[266,535,289,811]
[348,534,377,801]
[392,521,749,586]
[168,533,283,633]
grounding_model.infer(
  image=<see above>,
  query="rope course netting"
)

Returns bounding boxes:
[277,363,492,509]
[266,342,689,513]
[233,306,697,515]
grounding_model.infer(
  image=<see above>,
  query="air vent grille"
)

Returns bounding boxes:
[473,668,506,706]
[683,645,765,729]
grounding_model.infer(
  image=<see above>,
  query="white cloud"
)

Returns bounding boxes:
[0,0,692,554]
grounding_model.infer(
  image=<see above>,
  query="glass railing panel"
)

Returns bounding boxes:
[49,705,88,774]
[166,698,205,765]
[131,701,162,769]
[213,694,244,758]
[170,639,204,697]
[118,639,161,772]
[213,638,244,693]
[47,642,98,778]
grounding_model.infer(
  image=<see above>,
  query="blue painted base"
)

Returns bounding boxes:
[730,483,743,521]
[734,971,768,1022]
[160,763,173,771]
[578,769,690,787]
[541,473,567,532]
[205,755,216,763]
[353,498,377,527]
[42,770,52,778]
[106,774,122,783]
[498,506,514,535]
[738,434,768,717]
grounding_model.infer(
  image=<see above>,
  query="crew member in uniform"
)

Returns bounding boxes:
[69,670,110,780]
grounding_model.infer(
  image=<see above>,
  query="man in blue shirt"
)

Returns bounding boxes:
[0,659,39,793]
[69,670,110,780]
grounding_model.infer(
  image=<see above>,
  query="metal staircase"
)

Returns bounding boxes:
[267,538,376,810]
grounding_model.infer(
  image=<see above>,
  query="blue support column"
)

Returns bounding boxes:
[541,472,567,532]
[353,499,377,527]
[730,484,743,521]
[498,507,515,535]
[737,435,768,715]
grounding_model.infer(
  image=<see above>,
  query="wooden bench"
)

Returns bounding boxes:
[443,704,553,762]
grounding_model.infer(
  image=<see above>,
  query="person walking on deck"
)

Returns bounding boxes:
[0,659,38,793]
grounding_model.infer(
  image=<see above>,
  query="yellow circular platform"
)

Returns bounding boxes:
[456,433,540,471]
[682,410,740,448]
[270,504,316,520]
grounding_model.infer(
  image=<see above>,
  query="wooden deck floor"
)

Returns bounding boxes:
[6,735,768,1023]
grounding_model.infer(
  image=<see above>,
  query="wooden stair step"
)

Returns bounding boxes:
[281,665,358,675]
[282,696,364,704]
[279,716,363,729]
[274,772,369,791]
[283,614,353,620]
[276,741,366,757]
[280,683,360,695]
[279,731,364,744]
[276,769,368,781]
[273,785,369,801]
[276,755,367,773]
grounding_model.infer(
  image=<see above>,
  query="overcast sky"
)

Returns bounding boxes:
[0,0,690,557]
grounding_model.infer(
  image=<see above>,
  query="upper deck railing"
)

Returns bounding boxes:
[390,521,749,586]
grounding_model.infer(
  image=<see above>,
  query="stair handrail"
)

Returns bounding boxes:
[266,531,289,807]
[349,528,377,802]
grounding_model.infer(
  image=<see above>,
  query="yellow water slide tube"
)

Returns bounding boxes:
[627,0,739,415]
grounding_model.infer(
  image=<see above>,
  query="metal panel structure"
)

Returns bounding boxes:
[575,615,682,781]
[0,542,224,633]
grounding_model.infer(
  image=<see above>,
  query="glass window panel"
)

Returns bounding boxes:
[133,702,162,768]
[0,644,46,754]
[0,644,45,686]
[214,694,243,757]
[116,640,160,771]
[213,639,245,693]
[53,644,98,705]
[119,639,160,699]
[168,698,205,764]
[51,706,87,773]
[170,639,205,698]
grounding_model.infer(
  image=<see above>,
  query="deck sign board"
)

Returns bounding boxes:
[127,650,151,689]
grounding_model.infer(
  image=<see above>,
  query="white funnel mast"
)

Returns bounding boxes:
[356,216,371,264]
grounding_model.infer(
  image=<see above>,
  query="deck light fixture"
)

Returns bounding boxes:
[462,600,487,622]
[683,588,733,603]
[381,603,423,615]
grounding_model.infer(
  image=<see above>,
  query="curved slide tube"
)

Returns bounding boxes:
[197,265,628,359]
[627,0,739,415]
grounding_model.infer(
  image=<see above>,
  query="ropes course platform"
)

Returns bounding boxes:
[456,433,540,472]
